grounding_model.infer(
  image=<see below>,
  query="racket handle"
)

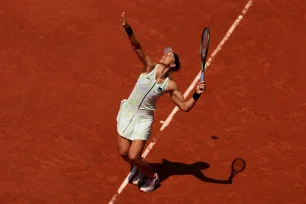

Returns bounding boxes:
[200,71,205,83]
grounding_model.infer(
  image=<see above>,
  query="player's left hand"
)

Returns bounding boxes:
[120,12,129,28]
[196,82,206,94]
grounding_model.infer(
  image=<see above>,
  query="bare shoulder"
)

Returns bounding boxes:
[166,78,178,92]
[141,62,157,74]
[144,62,158,73]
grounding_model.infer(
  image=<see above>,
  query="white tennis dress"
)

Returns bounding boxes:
[116,64,169,140]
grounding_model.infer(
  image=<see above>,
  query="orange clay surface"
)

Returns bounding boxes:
[1,0,306,203]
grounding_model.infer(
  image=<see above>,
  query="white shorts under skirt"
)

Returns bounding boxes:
[116,99,154,141]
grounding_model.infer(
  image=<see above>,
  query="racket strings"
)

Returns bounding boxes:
[201,33,209,58]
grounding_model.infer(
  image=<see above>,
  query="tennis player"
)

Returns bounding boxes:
[117,12,206,193]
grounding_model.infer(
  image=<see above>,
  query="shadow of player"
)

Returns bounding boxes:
[144,158,246,189]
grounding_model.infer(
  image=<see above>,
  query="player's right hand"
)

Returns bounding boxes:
[196,82,206,94]
[120,12,128,28]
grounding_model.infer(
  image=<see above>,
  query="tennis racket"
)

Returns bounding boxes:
[228,158,246,181]
[200,27,210,83]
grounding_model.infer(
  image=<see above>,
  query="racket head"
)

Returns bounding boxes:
[200,27,210,82]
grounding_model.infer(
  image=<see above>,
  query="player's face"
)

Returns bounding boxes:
[160,51,175,68]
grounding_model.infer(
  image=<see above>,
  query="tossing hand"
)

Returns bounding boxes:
[120,12,129,28]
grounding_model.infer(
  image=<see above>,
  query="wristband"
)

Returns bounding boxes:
[192,91,201,101]
[125,26,133,35]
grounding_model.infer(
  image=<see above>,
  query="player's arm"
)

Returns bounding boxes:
[168,80,206,112]
[120,12,156,73]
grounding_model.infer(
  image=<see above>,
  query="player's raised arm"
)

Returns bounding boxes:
[120,12,156,73]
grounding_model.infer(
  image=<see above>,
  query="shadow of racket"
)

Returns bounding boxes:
[227,158,246,183]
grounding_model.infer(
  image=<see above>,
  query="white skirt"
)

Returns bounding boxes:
[116,99,154,141]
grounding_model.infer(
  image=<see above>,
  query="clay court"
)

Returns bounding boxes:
[1,0,306,203]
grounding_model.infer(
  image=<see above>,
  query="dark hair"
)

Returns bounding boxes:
[172,52,181,72]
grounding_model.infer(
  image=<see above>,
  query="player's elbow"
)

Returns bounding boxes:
[180,104,191,112]
[184,107,192,112]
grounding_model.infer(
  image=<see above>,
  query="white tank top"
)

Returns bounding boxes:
[127,64,169,111]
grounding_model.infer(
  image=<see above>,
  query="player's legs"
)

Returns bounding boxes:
[117,134,132,165]
[128,139,160,192]
[128,140,154,178]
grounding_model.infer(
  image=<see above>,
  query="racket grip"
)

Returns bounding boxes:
[200,71,205,83]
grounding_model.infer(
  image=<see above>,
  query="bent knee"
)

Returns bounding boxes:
[128,153,142,164]
[118,145,129,159]
[118,140,130,159]
[119,150,129,159]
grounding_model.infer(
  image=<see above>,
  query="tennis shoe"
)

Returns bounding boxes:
[140,173,160,193]
[128,169,143,186]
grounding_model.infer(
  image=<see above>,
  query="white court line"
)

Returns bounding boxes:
[108,1,253,203]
